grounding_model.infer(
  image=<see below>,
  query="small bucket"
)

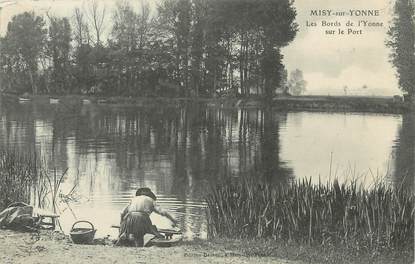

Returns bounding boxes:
[70,221,96,244]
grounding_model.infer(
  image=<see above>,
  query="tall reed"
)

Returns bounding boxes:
[206,179,414,251]
[0,150,38,210]
[33,167,68,213]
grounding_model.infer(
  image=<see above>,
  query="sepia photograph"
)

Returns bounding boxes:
[0,0,413,263]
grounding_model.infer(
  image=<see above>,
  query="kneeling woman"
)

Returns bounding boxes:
[117,188,178,247]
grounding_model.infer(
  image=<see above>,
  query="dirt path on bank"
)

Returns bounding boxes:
[0,230,301,264]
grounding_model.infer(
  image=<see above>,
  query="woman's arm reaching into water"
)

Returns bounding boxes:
[153,204,178,226]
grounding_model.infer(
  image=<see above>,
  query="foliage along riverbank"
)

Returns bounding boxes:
[206,179,414,262]
[0,150,37,210]
[2,92,410,114]
[0,0,413,115]
[0,0,298,100]
[0,149,67,215]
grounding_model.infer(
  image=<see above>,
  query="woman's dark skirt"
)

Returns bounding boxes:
[117,212,160,246]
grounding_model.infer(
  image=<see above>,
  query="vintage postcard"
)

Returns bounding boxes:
[0,0,413,263]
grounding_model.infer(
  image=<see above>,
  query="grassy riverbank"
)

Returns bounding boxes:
[1,92,410,113]
[0,229,411,264]
[206,179,414,262]
[272,95,409,113]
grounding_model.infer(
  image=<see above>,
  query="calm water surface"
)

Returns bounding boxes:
[0,98,413,239]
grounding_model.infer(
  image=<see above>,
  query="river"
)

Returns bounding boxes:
[0,98,413,239]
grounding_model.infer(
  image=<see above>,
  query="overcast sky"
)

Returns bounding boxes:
[0,0,401,95]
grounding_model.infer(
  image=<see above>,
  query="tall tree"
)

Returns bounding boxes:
[387,0,415,100]
[209,0,297,98]
[256,0,298,99]
[0,12,46,94]
[46,15,72,94]
[190,0,207,97]
[110,0,154,95]
[111,1,139,95]
[72,8,93,93]
[87,0,107,46]
[73,7,91,46]
[158,0,192,96]
[288,69,306,96]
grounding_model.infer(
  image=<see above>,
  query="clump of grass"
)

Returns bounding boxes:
[206,178,414,253]
[33,167,68,213]
[0,150,39,210]
[0,149,70,232]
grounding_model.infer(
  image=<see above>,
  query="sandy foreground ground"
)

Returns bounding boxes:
[0,230,302,264]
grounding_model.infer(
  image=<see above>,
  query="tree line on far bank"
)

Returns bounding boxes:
[387,0,415,100]
[0,0,300,99]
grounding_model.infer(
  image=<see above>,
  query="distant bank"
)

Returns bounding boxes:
[1,93,410,114]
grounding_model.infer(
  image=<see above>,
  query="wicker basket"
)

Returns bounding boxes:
[70,221,96,244]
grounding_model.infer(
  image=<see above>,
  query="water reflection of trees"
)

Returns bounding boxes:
[394,112,415,191]
[0,100,294,198]
[261,108,293,184]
